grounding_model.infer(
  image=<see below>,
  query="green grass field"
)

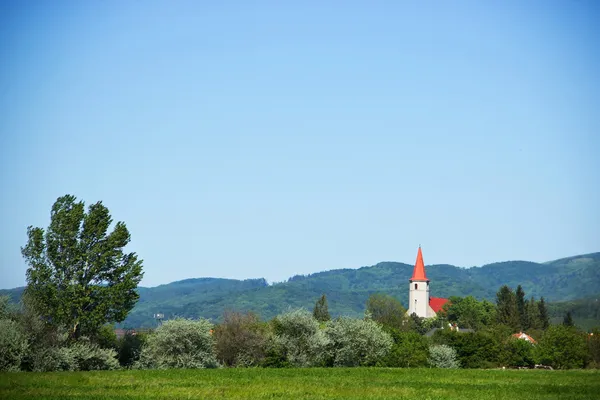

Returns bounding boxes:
[1,368,599,400]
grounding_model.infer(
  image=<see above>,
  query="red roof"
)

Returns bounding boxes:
[429,297,449,313]
[512,332,537,344]
[410,246,429,281]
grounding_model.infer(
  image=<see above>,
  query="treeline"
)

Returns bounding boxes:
[2,287,599,372]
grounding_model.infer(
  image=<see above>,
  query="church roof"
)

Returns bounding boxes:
[410,246,429,281]
[429,297,449,313]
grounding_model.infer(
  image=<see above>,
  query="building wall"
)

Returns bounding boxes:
[408,280,429,318]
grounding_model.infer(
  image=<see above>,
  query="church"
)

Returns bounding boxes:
[407,246,449,318]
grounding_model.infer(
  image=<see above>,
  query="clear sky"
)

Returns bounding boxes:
[1,1,598,289]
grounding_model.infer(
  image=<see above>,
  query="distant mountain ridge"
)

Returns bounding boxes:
[2,252,599,328]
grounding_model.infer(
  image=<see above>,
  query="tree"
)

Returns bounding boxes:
[365,293,407,330]
[536,325,587,369]
[495,285,520,332]
[563,311,574,327]
[270,308,329,367]
[324,317,393,367]
[213,311,268,367]
[516,285,526,330]
[0,319,28,371]
[21,195,144,338]
[313,294,331,323]
[428,345,460,368]
[442,296,496,331]
[136,318,218,369]
[525,297,541,331]
[380,330,429,367]
[538,297,550,330]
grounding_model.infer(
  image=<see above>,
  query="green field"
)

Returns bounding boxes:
[1,368,599,400]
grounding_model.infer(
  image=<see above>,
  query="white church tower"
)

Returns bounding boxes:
[408,246,431,318]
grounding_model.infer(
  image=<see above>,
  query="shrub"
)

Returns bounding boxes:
[501,338,535,368]
[536,325,588,369]
[380,329,429,367]
[214,311,268,367]
[118,330,147,368]
[324,317,393,367]
[0,319,28,371]
[136,318,218,369]
[428,344,460,368]
[271,309,329,367]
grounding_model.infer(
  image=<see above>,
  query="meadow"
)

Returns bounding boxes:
[1,368,599,400]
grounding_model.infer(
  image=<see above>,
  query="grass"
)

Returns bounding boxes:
[1,368,599,400]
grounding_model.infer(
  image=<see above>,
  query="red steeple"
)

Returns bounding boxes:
[410,246,429,281]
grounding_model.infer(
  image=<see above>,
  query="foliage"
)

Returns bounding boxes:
[323,317,393,367]
[496,285,520,332]
[0,319,28,371]
[563,312,575,327]
[516,285,527,330]
[270,308,329,367]
[379,329,429,367]
[365,293,407,331]
[313,294,331,322]
[501,338,535,368]
[536,325,588,369]
[538,297,550,330]
[214,311,269,367]
[136,318,218,369]
[117,331,147,368]
[432,329,502,368]
[428,345,460,368]
[21,195,143,338]
[441,296,496,330]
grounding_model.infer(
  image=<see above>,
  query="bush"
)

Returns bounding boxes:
[136,318,218,369]
[324,317,393,367]
[428,345,460,368]
[271,309,329,367]
[0,319,28,371]
[536,325,588,369]
[380,329,429,367]
[28,339,119,372]
[501,338,535,368]
[214,311,268,367]
[118,331,147,368]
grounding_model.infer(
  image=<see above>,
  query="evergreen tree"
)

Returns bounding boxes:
[515,285,526,331]
[562,311,574,327]
[313,294,331,322]
[495,285,520,332]
[525,297,541,330]
[538,297,550,330]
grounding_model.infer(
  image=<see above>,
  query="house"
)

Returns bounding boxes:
[512,331,537,344]
[407,246,449,318]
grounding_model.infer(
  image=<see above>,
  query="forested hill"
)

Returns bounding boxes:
[2,252,599,328]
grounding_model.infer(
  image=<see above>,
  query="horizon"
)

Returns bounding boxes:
[1,1,599,289]
[2,249,597,290]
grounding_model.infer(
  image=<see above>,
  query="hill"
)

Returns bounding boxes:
[2,252,599,328]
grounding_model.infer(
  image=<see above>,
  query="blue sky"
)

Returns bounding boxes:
[1,1,598,289]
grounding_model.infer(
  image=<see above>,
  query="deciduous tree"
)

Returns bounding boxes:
[22,195,144,338]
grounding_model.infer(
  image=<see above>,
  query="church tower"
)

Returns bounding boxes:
[408,246,430,318]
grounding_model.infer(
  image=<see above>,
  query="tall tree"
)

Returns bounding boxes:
[366,293,407,330]
[525,297,541,330]
[495,285,520,332]
[538,297,550,330]
[562,311,574,327]
[313,294,331,322]
[515,285,526,331]
[22,195,143,338]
